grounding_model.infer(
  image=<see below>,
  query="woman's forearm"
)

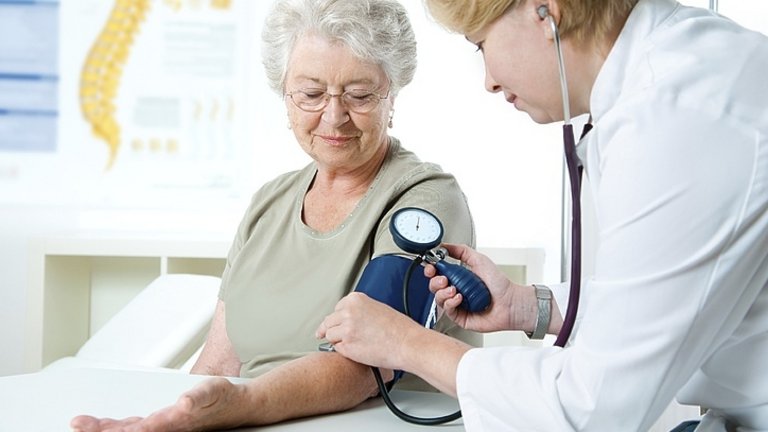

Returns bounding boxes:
[238,352,390,425]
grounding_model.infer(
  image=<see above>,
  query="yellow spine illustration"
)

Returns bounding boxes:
[210,0,232,10]
[80,0,150,169]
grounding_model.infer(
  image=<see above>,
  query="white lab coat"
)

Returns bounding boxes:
[456,0,768,430]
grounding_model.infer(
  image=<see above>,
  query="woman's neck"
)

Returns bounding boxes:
[565,18,627,117]
[302,140,390,232]
[312,141,389,196]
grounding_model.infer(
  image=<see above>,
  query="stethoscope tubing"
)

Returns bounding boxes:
[555,124,581,348]
[540,7,581,348]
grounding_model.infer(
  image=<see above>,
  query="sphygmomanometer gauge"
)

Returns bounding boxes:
[389,207,444,254]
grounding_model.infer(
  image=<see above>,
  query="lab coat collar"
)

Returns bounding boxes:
[590,0,680,121]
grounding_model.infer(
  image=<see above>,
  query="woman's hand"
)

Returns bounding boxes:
[71,377,250,432]
[426,243,519,333]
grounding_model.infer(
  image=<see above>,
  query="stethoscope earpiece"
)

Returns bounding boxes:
[537,5,550,20]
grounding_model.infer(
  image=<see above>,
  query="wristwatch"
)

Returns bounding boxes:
[528,284,552,340]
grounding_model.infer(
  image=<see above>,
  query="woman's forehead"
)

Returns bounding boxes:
[285,35,387,86]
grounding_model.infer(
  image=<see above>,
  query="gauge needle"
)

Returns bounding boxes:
[416,216,420,230]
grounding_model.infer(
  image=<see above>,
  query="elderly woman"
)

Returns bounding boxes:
[318,0,768,431]
[71,0,477,430]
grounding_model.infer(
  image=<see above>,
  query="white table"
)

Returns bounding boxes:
[0,367,465,431]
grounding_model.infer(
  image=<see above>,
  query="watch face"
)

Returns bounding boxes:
[390,207,443,253]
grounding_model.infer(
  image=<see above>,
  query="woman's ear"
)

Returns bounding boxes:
[536,0,562,41]
[387,95,396,113]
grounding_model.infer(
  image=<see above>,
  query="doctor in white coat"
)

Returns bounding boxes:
[317,0,768,430]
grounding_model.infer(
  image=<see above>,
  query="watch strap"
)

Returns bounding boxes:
[529,284,552,340]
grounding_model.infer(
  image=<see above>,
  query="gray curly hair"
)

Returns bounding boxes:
[262,0,417,96]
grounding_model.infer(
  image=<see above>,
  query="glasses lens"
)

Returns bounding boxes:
[288,89,386,113]
[342,90,380,113]
[291,90,326,111]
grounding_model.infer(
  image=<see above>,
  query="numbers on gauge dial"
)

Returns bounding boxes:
[392,208,443,250]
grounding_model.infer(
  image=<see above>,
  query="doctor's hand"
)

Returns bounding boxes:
[71,377,251,432]
[315,292,422,371]
[426,243,521,334]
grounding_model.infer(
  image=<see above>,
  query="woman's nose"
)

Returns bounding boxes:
[484,62,502,94]
[485,74,502,94]
[321,95,350,127]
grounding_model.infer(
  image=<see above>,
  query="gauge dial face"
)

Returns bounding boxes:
[390,207,444,253]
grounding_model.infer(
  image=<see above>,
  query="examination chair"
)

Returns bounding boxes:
[44,273,220,372]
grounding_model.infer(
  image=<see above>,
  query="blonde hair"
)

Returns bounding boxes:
[424,0,637,45]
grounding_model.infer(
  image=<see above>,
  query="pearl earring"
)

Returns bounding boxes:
[388,110,394,128]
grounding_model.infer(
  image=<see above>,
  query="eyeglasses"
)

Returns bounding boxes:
[285,88,390,114]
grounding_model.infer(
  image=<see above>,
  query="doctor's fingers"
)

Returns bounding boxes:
[323,295,405,342]
[315,293,365,339]
[435,289,465,322]
[440,243,478,265]
[423,262,438,278]
[430,279,462,306]
[319,313,370,348]
[315,312,339,340]
[427,273,449,293]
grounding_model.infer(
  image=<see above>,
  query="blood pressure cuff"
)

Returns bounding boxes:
[354,254,436,384]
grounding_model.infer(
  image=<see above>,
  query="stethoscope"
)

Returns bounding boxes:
[536,4,583,349]
[373,5,583,426]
